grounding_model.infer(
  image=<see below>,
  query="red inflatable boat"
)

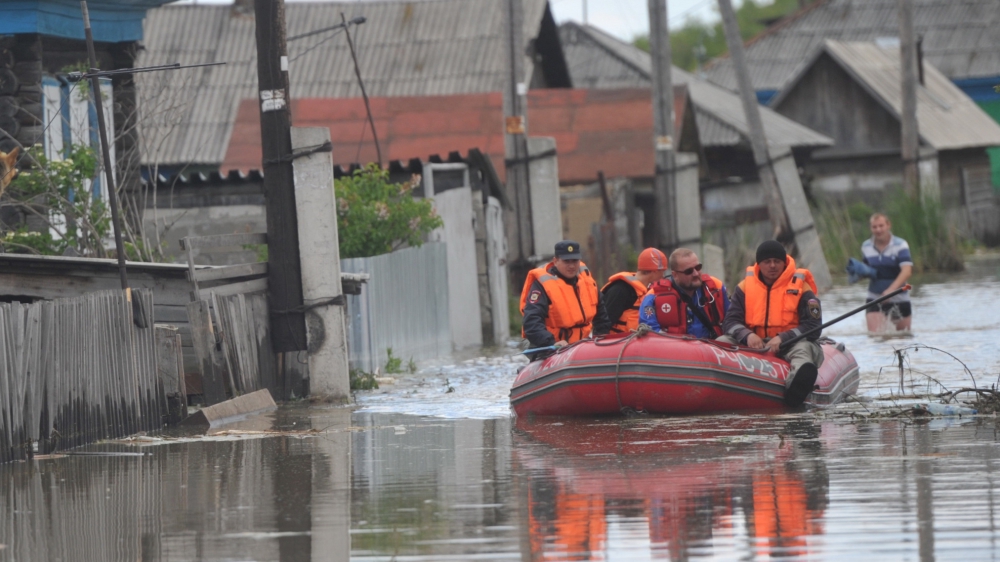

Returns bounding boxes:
[510,332,860,416]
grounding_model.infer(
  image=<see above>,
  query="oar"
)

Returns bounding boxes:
[779,284,912,350]
[521,345,556,355]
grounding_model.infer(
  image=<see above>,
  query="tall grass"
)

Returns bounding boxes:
[813,189,966,274]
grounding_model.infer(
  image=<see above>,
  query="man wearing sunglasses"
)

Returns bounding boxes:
[638,248,729,339]
[718,240,824,407]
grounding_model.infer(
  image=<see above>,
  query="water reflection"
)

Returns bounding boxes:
[5,410,1000,560]
[515,416,830,560]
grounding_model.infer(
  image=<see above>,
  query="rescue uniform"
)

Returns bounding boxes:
[719,256,824,395]
[602,272,650,334]
[638,275,729,339]
[520,262,611,358]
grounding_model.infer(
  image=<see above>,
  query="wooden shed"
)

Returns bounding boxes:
[771,40,1000,243]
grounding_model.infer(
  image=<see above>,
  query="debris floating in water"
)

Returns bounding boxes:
[915,403,978,416]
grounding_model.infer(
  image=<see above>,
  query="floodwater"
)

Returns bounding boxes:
[3,257,1000,561]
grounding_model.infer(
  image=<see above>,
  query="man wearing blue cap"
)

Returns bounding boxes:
[519,240,611,358]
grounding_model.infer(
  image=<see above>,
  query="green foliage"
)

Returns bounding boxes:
[813,189,967,275]
[335,164,443,259]
[509,293,522,337]
[407,358,418,374]
[384,347,403,374]
[244,243,268,263]
[2,144,115,257]
[349,368,379,390]
[632,0,806,71]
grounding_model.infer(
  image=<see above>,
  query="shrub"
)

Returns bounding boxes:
[813,189,966,274]
[2,144,113,257]
[335,164,443,259]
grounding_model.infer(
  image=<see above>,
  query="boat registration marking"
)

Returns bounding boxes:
[709,347,788,381]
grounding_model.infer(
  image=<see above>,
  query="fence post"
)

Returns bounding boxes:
[156,326,187,424]
[186,300,228,405]
[291,127,350,403]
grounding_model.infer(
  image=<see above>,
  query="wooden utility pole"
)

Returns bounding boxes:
[647,0,676,250]
[718,0,790,241]
[81,2,128,290]
[503,0,533,277]
[898,0,920,197]
[253,0,307,352]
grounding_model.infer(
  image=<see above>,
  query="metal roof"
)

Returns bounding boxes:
[557,22,833,149]
[705,0,1000,93]
[137,0,549,166]
[772,40,1000,150]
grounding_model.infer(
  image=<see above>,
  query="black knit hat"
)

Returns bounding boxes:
[755,240,787,264]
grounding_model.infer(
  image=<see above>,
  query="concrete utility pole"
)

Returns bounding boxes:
[291,127,350,403]
[253,0,308,352]
[647,0,677,249]
[717,0,790,241]
[503,0,534,277]
[898,0,920,198]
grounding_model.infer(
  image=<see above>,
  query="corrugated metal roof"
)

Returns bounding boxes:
[557,22,832,149]
[773,40,1000,150]
[137,0,549,166]
[706,0,1000,93]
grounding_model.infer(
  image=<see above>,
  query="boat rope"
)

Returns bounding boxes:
[613,324,652,414]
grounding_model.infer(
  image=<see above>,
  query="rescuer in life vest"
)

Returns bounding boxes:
[520,240,611,360]
[718,240,824,406]
[601,248,669,334]
[638,248,730,338]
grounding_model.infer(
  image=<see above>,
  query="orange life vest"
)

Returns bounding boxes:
[520,262,599,343]
[648,275,727,336]
[601,272,649,334]
[738,257,817,339]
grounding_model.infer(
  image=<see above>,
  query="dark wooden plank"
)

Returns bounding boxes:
[186,300,227,406]
[153,304,190,324]
[180,232,267,250]
[192,262,268,283]
[197,278,268,300]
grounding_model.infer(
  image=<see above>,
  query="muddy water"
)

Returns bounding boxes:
[2,261,1000,561]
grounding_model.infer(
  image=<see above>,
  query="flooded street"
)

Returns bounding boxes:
[3,258,1000,561]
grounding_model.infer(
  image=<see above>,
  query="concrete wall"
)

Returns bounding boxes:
[528,137,563,259]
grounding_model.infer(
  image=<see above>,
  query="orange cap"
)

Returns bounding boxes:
[637,248,668,271]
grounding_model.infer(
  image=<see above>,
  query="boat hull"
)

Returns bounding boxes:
[510,333,859,416]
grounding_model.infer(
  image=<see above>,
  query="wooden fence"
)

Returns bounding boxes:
[0,289,163,463]
[181,232,367,403]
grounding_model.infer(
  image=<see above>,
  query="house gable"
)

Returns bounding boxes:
[773,52,901,155]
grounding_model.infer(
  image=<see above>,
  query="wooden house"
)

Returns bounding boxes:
[770,40,1000,243]
[0,0,171,225]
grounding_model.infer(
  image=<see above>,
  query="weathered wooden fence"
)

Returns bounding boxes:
[0,289,163,463]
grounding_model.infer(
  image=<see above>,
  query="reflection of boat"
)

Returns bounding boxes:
[514,417,830,560]
[510,333,859,416]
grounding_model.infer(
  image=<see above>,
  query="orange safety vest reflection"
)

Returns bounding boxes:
[528,483,606,560]
[751,468,821,557]
[738,257,817,339]
[520,263,599,344]
[601,272,648,334]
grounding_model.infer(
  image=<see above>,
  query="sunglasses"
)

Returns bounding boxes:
[673,263,703,276]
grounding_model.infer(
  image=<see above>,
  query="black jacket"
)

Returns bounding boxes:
[522,265,612,348]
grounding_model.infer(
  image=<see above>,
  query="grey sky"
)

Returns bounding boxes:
[550,0,727,41]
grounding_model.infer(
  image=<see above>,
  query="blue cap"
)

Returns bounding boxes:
[554,240,582,259]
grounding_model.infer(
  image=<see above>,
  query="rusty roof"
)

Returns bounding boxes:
[137,0,552,166]
[220,87,699,185]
